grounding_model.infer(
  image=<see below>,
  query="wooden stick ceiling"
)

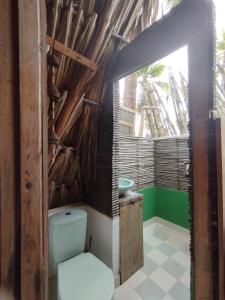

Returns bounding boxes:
[47,0,161,199]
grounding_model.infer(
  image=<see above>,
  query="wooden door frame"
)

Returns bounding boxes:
[216,118,225,299]
[110,0,215,298]
[19,1,48,299]
[1,1,48,299]
[0,1,20,298]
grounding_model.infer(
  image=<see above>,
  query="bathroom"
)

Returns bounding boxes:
[1,0,224,300]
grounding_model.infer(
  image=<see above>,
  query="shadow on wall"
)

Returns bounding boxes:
[139,187,190,229]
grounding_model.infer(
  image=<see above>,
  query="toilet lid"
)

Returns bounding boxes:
[58,252,114,300]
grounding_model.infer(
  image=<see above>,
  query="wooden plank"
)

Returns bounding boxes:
[46,35,97,71]
[111,0,210,80]
[41,3,49,300]
[120,106,136,114]
[216,118,225,300]
[189,25,214,299]
[119,191,143,206]
[120,200,144,283]
[19,1,48,299]
[0,1,20,299]
[119,120,134,128]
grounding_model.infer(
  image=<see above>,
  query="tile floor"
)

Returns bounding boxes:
[114,219,190,300]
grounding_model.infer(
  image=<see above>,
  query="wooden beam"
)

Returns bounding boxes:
[216,118,225,300]
[46,35,97,71]
[189,19,214,298]
[0,1,20,299]
[41,3,49,300]
[111,0,210,80]
[19,1,48,299]
[119,120,134,128]
[120,106,136,114]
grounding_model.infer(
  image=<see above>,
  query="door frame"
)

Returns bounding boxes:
[110,0,215,298]
[0,1,48,299]
[19,1,48,299]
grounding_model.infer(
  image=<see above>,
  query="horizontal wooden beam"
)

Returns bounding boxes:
[111,0,210,80]
[46,35,97,71]
[120,105,136,114]
[119,120,134,128]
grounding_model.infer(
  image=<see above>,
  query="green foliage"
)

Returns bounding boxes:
[137,63,166,78]
[166,0,182,10]
[156,81,170,92]
[217,31,225,51]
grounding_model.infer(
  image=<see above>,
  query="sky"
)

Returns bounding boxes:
[155,0,225,79]
[215,0,225,38]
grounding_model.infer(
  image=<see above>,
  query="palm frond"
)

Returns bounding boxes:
[166,0,181,10]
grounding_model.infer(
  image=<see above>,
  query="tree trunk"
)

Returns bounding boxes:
[123,73,137,110]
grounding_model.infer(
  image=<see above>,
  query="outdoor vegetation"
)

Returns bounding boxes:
[120,32,225,138]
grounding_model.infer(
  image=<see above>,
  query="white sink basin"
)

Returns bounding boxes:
[119,178,134,196]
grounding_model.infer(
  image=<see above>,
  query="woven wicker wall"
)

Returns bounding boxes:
[119,136,155,190]
[119,135,189,192]
[89,82,114,217]
[155,136,189,192]
[112,81,120,217]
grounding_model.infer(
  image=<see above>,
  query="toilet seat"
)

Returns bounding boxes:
[58,252,114,300]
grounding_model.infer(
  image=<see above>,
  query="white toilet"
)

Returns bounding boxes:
[49,208,114,300]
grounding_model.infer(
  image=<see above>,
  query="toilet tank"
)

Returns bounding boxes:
[49,208,87,277]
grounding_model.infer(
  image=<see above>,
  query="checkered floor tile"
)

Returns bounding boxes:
[114,220,190,300]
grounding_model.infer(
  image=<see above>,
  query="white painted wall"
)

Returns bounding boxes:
[86,206,120,275]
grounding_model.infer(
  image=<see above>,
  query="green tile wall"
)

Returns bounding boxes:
[138,187,157,222]
[138,186,190,229]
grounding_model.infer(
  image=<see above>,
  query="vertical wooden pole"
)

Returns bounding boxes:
[216,118,225,300]
[0,1,20,299]
[189,21,214,299]
[18,0,48,299]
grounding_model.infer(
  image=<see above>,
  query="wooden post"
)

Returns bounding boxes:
[189,23,214,298]
[215,118,225,300]
[18,1,48,299]
[0,1,20,299]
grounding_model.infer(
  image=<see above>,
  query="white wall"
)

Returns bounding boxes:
[86,206,120,275]
[48,204,120,276]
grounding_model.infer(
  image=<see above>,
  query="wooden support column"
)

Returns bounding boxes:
[189,24,214,299]
[19,1,48,299]
[216,118,225,300]
[0,1,20,299]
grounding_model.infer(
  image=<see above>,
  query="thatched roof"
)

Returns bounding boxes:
[47,0,161,207]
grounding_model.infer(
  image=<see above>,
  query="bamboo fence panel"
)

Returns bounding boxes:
[137,137,155,189]
[119,106,135,136]
[119,136,155,190]
[112,81,120,217]
[155,135,189,191]
[119,135,189,192]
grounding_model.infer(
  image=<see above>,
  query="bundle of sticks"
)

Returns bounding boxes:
[47,0,160,207]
